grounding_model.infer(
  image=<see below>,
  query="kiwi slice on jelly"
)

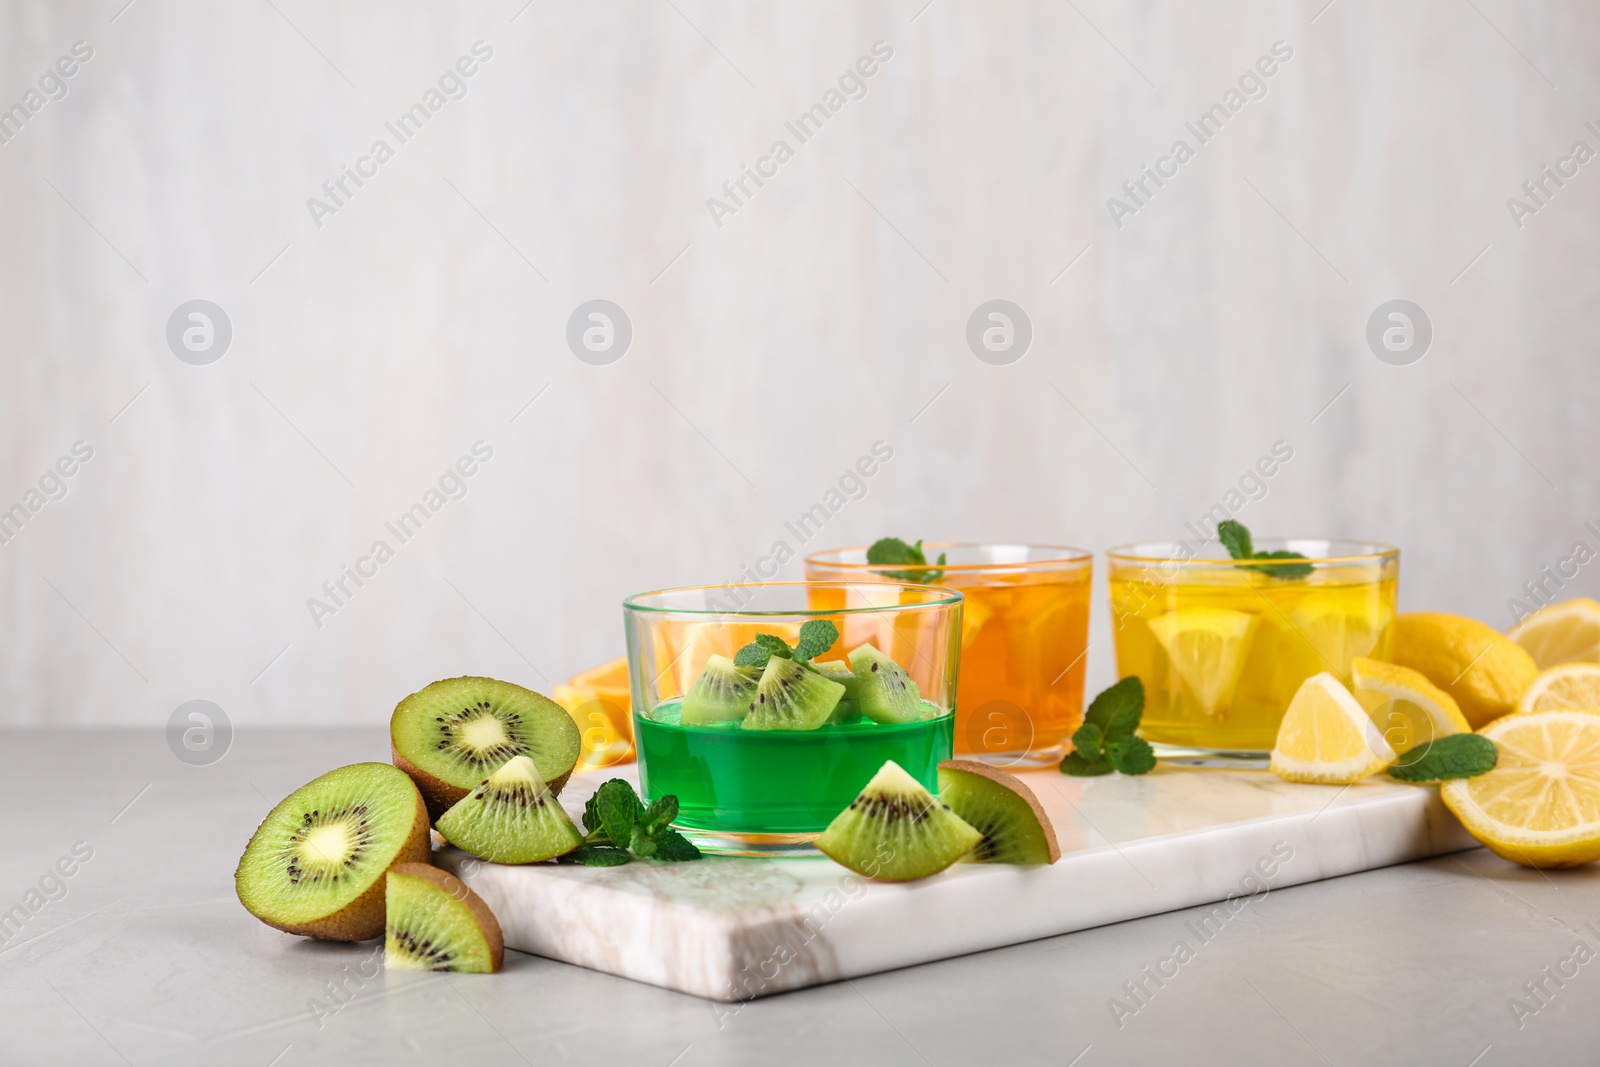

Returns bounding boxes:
[235,763,430,941]
[808,660,859,699]
[385,863,504,974]
[681,655,760,725]
[435,755,584,864]
[741,656,844,731]
[847,644,927,724]
[815,760,982,881]
[937,760,1061,864]
[391,676,581,821]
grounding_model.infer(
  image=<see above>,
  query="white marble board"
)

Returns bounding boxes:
[437,765,1477,1002]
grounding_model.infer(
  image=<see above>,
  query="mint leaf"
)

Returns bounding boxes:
[650,828,703,861]
[868,536,943,583]
[559,845,632,867]
[792,620,839,664]
[1217,519,1253,560]
[1253,549,1313,581]
[1060,752,1115,777]
[734,633,793,669]
[593,779,643,847]
[1071,722,1105,761]
[1216,520,1311,581]
[1388,734,1498,782]
[1084,676,1144,739]
[629,824,658,858]
[642,795,678,836]
[1105,735,1156,775]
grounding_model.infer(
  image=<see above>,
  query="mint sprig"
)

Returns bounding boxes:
[1062,676,1154,777]
[867,537,947,584]
[1387,733,1498,782]
[562,779,701,865]
[1216,519,1312,580]
[735,620,838,669]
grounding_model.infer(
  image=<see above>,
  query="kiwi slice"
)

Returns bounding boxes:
[235,763,430,941]
[815,760,982,881]
[847,644,927,724]
[808,659,859,699]
[681,655,760,725]
[391,676,582,821]
[435,755,583,863]
[741,655,844,731]
[385,863,504,973]
[937,760,1061,864]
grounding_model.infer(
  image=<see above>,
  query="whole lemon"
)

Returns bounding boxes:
[1391,612,1537,728]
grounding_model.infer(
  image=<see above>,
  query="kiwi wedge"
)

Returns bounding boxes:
[681,655,760,725]
[235,763,430,941]
[815,760,982,881]
[937,760,1060,864]
[847,644,927,724]
[742,655,844,731]
[385,863,504,973]
[435,755,584,864]
[808,659,859,699]
[391,676,581,821]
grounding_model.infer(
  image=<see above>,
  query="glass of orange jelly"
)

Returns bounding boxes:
[805,544,1093,765]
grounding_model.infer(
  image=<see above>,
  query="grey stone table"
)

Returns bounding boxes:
[2,729,1596,1066]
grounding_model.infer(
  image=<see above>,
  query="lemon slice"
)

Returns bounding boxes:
[1517,663,1600,714]
[1441,710,1600,868]
[1287,598,1391,681]
[1391,612,1539,728]
[1350,657,1470,754]
[1270,673,1396,784]
[1510,598,1600,669]
[1147,607,1257,718]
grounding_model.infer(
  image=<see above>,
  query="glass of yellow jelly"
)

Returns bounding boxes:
[1107,539,1399,763]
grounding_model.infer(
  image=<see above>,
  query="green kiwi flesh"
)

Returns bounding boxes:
[392,676,581,818]
[385,863,504,973]
[741,656,844,731]
[435,755,584,863]
[681,655,760,725]
[808,659,859,699]
[235,763,429,940]
[937,760,1060,864]
[815,760,982,881]
[847,644,927,724]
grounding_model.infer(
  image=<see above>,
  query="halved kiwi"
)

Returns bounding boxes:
[385,863,504,973]
[847,644,927,724]
[815,760,981,881]
[681,655,759,725]
[741,656,844,731]
[235,763,430,941]
[435,755,584,864]
[937,760,1060,864]
[391,676,581,821]
[808,659,859,699]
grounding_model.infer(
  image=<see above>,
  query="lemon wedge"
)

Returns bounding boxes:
[1517,663,1600,714]
[1287,598,1391,681]
[1270,672,1396,784]
[1510,598,1600,669]
[1391,612,1538,728]
[1350,657,1470,754]
[1147,607,1257,718]
[1441,710,1600,868]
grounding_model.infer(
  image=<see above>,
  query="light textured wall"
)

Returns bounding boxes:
[0,0,1595,726]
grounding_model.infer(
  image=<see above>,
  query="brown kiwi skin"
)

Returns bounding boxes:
[240,777,432,942]
[388,862,504,973]
[390,677,575,823]
[938,759,1062,864]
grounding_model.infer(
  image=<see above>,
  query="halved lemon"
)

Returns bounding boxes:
[1391,612,1538,728]
[1148,607,1256,718]
[1517,663,1600,714]
[1510,598,1600,669]
[1441,710,1600,868]
[1350,657,1470,754]
[1270,672,1396,784]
